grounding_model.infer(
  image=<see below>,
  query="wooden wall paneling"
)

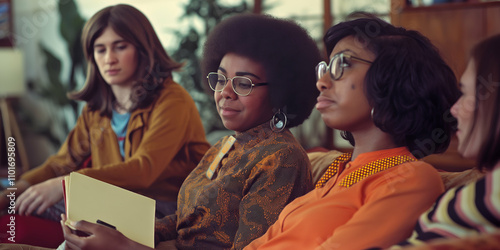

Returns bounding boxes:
[395,8,484,78]
[392,1,500,78]
[390,0,406,25]
[323,0,332,34]
[486,5,500,37]
[253,0,262,14]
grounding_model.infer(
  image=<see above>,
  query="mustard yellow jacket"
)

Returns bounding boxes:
[21,79,210,202]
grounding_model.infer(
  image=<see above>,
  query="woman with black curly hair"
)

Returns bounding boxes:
[246,13,460,250]
[61,13,321,249]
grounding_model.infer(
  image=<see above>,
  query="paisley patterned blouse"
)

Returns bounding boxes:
[155,122,313,249]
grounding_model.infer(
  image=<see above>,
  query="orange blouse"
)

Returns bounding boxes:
[246,147,445,250]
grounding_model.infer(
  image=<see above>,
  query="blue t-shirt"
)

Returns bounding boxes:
[111,110,131,158]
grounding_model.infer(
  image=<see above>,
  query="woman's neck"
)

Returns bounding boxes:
[350,127,398,160]
[111,85,133,114]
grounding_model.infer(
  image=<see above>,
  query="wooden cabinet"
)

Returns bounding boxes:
[390,0,500,171]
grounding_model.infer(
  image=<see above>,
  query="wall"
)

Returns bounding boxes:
[11,0,71,167]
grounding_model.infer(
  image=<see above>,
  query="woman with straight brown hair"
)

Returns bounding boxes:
[386,34,500,249]
[0,4,210,220]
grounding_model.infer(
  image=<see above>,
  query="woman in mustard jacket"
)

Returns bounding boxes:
[1,4,210,219]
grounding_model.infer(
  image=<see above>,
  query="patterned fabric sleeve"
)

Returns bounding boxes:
[155,214,178,244]
[232,146,312,249]
[394,166,500,248]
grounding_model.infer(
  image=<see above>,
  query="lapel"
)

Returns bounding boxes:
[123,101,153,158]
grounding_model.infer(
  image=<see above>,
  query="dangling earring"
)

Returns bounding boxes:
[371,108,375,120]
[270,109,288,132]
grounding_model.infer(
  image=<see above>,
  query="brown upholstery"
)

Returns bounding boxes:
[308,150,344,185]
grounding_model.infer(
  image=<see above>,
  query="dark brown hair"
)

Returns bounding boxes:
[69,4,182,116]
[324,13,459,158]
[470,34,500,170]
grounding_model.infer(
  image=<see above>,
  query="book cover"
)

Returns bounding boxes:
[63,172,155,248]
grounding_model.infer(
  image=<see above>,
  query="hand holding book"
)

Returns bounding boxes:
[62,172,155,248]
[60,214,153,250]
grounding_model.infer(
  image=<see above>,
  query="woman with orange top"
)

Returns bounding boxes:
[246,13,460,250]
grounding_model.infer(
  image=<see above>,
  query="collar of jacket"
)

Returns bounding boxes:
[127,78,172,133]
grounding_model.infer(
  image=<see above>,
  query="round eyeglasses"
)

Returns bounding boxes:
[207,72,268,96]
[315,53,373,81]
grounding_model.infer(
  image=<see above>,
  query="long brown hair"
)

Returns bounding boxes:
[69,4,182,116]
[470,34,500,170]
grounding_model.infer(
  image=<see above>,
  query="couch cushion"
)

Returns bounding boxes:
[0,215,63,248]
[308,150,344,185]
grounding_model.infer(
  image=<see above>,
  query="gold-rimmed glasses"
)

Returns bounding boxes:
[207,72,268,96]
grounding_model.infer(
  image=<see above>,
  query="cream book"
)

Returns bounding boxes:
[63,172,156,248]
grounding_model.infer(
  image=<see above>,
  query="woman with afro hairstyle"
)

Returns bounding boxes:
[61,13,322,249]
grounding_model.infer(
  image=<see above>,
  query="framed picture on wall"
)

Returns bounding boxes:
[0,0,13,47]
